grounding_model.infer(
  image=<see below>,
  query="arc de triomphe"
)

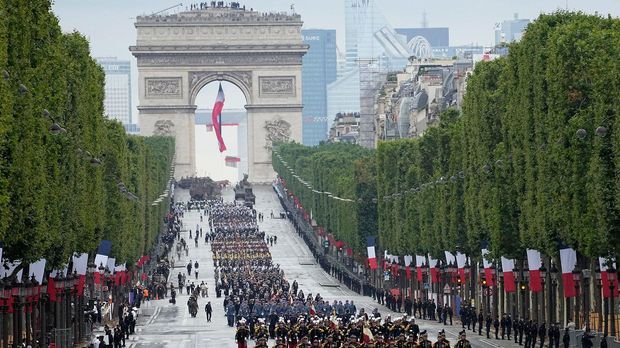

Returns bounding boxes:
[130,7,308,182]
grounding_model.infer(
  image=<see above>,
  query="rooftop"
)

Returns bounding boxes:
[136,3,301,25]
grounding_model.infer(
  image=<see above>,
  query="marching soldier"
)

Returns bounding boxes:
[235,319,250,348]
[485,314,492,339]
[418,330,433,348]
[455,330,472,348]
[433,330,450,348]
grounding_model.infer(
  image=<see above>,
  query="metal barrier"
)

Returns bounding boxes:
[53,327,74,348]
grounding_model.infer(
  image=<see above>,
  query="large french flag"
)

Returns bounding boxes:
[599,257,618,298]
[429,254,439,283]
[211,83,227,152]
[560,247,577,297]
[527,249,543,293]
[456,252,467,284]
[501,257,516,293]
[367,236,378,269]
[481,248,494,287]
[416,255,426,282]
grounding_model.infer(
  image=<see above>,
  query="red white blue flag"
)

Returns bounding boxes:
[211,83,227,152]
[367,236,378,269]
[527,249,543,292]
[560,247,577,297]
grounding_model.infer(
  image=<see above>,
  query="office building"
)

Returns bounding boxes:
[96,57,132,126]
[495,14,530,45]
[328,0,409,132]
[302,29,337,145]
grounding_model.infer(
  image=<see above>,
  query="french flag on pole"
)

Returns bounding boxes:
[367,236,378,270]
[501,257,516,293]
[428,254,439,283]
[527,249,543,293]
[211,83,227,152]
[599,257,619,298]
[416,255,425,282]
[560,247,577,297]
[456,252,467,284]
[481,248,494,287]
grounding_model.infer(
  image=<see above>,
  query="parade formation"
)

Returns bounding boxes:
[165,194,476,347]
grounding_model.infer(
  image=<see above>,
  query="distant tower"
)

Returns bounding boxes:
[422,10,428,28]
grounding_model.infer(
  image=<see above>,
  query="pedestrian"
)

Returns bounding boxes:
[205,301,212,322]
[562,328,570,348]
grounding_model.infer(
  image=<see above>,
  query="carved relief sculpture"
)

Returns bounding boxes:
[153,120,175,136]
[146,78,182,98]
[189,71,252,93]
[264,119,291,152]
[259,77,295,97]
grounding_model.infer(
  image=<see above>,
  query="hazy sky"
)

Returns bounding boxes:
[52,0,620,111]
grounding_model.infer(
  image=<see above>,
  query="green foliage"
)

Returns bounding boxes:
[0,0,175,267]
[273,143,374,252]
[278,13,620,262]
[378,12,620,260]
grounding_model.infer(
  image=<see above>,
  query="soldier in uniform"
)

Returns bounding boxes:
[455,330,471,348]
[477,311,483,336]
[274,319,288,341]
[433,330,450,348]
[418,330,433,348]
[286,322,299,348]
[485,313,492,339]
[235,319,250,348]
[273,337,287,348]
[254,337,268,348]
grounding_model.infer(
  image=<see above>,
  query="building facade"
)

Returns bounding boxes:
[328,0,413,137]
[96,57,132,126]
[302,29,337,145]
[495,14,530,45]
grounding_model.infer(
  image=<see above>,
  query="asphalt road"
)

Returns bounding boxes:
[125,185,522,348]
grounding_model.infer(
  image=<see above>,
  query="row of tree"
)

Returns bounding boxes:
[274,12,620,263]
[0,0,175,268]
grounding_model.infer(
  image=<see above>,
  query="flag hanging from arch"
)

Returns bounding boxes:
[211,83,227,152]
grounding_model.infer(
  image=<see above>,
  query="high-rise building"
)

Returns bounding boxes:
[495,14,530,45]
[327,0,410,133]
[96,57,132,126]
[302,29,337,146]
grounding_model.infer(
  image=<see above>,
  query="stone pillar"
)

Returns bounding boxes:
[245,104,302,183]
[138,105,197,179]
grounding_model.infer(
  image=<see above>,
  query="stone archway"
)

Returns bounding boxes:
[131,7,308,183]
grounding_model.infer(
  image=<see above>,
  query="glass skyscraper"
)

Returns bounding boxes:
[302,29,337,146]
[327,0,410,131]
[96,57,132,126]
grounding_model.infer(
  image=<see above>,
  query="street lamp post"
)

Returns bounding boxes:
[540,265,547,324]
[422,261,429,301]
[39,278,48,348]
[550,263,559,324]
[608,265,616,337]
[572,267,581,327]
[595,266,603,333]
[582,268,591,328]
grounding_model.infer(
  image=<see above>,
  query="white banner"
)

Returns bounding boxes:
[94,254,109,271]
[72,253,89,275]
[107,258,116,274]
[29,259,46,284]
[456,252,467,269]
